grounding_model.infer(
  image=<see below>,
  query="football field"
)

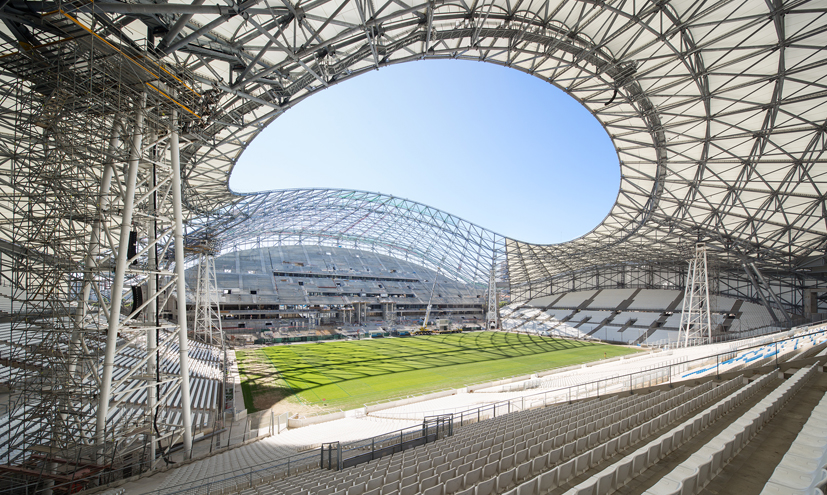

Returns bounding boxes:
[236,331,638,411]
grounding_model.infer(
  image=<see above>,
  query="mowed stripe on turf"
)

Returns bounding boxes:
[240,332,638,409]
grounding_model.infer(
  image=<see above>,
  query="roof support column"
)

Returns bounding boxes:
[749,262,792,326]
[97,94,145,458]
[70,121,120,378]
[146,141,158,469]
[742,262,779,324]
[171,109,194,457]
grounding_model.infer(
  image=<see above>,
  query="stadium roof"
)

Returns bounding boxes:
[1,0,826,295]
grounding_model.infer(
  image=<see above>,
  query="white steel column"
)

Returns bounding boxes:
[171,109,194,455]
[146,140,158,468]
[750,262,792,325]
[97,94,145,453]
[194,254,206,341]
[69,121,120,379]
[75,122,120,327]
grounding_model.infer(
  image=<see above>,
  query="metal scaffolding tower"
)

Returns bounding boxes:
[0,6,203,485]
[678,243,713,346]
[192,249,224,346]
[486,264,500,330]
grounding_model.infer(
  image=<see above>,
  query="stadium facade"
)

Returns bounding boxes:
[182,245,486,333]
[0,0,825,490]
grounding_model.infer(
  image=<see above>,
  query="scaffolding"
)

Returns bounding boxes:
[678,243,713,347]
[190,243,224,346]
[0,2,208,489]
[486,263,500,330]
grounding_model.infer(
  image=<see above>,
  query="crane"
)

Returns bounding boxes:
[416,258,445,335]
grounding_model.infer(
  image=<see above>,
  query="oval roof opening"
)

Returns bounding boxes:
[231,60,619,244]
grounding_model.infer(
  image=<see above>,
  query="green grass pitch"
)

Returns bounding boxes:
[236,331,639,411]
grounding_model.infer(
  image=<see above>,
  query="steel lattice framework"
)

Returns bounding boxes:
[27,0,821,297]
[0,0,826,483]
[204,189,506,283]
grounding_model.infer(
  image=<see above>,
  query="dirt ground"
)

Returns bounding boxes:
[237,349,330,418]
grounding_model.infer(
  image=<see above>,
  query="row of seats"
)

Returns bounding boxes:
[679,332,827,381]
[646,365,817,495]
[762,368,827,494]
[524,289,772,321]
[223,379,732,495]
[160,436,312,489]
[215,245,480,304]
[492,374,750,495]
[442,381,739,495]
[556,372,772,495]
[226,394,646,494]
[158,417,422,492]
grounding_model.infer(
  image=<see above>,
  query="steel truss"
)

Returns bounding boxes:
[0,0,826,484]
[191,250,224,346]
[201,190,506,285]
[486,264,500,329]
[0,0,820,297]
[678,243,713,346]
[0,0,812,310]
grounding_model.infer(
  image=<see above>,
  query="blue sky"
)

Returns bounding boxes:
[231,60,619,244]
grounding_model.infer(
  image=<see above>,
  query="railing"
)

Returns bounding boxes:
[371,324,827,421]
[321,415,454,471]
[159,415,456,495]
[161,450,320,495]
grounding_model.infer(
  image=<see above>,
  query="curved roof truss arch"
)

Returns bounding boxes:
[1,0,826,295]
[211,189,507,284]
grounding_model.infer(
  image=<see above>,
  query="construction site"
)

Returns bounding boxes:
[0,0,825,493]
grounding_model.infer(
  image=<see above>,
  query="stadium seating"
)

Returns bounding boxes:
[0,325,226,464]
[203,245,486,330]
[562,371,776,495]
[643,366,818,495]
[507,289,784,346]
[550,291,597,309]
[215,376,747,495]
[627,290,682,311]
[115,323,826,495]
[587,289,637,310]
[155,417,423,492]
[179,353,827,495]
[760,365,827,495]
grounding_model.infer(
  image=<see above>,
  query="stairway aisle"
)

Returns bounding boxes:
[608,374,782,495]
[699,371,827,495]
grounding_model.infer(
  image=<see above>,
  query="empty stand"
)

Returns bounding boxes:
[116,325,826,495]
[509,289,795,346]
[211,376,747,495]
